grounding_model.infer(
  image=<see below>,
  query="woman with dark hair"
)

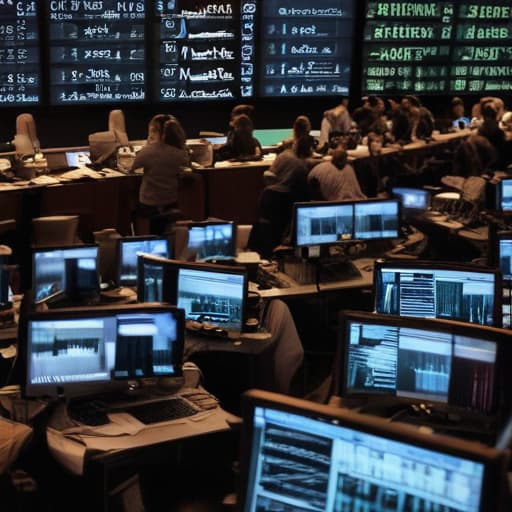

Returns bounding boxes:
[277,115,315,153]
[132,116,190,234]
[215,114,262,161]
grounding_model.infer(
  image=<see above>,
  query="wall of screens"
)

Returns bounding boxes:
[0,0,356,107]
[1,0,512,138]
[0,2,40,106]
[363,1,512,95]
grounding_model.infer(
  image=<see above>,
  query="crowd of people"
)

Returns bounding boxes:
[131,95,512,256]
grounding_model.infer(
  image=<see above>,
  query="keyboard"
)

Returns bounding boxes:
[67,398,110,426]
[119,397,200,424]
[256,266,290,289]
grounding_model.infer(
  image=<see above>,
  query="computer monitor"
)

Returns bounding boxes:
[294,201,354,248]
[137,256,248,333]
[496,231,512,281]
[238,389,508,512]
[353,199,401,240]
[337,311,511,415]
[117,236,170,287]
[22,303,184,398]
[181,221,236,262]
[374,259,501,327]
[392,187,430,218]
[496,178,512,212]
[32,245,100,305]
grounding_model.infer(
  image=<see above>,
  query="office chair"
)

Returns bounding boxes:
[108,109,130,146]
[236,225,252,253]
[31,215,80,247]
[261,299,304,395]
[14,113,38,155]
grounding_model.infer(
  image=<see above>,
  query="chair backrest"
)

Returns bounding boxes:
[262,299,304,394]
[108,109,129,146]
[32,215,80,247]
[236,225,252,252]
[14,113,38,154]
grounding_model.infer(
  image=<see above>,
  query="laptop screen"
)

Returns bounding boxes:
[177,266,247,333]
[239,390,506,512]
[32,245,100,304]
[24,304,184,398]
[374,260,500,327]
[339,312,503,413]
[117,236,170,287]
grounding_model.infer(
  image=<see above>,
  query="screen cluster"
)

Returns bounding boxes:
[1,0,355,106]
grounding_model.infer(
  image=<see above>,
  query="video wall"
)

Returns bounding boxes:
[363,1,512,95]
[0,0,355,106]
[2,1,512,107]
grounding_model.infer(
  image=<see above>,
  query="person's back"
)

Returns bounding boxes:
[308,148,366,201]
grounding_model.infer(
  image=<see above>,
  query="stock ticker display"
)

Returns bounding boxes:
[48,0,146,104]
[0,1,40,105]
[363,1,512,95]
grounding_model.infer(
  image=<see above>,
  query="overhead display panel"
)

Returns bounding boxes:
[0,2,40,106]
[363,1,512,95]
[258,0,355,98]
[156,0,240,101]
[48,0,146,105]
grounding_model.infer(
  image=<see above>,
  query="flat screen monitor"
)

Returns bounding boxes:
[337,311,510,414]
[294,201,354,247]
[238,389,508,512]
[32,245,100,305]
[392,187,430,215]
[497,178,512,212]
[0,3,40,106]
[374,260,500,327]
[497,231,512,281]
[137,256,248,333]
[353,199,400,240]
[65,150,91,168]
[117,236,170,287]
[181,221,236,262]
[252,129,292,148]
[23,303,184,398]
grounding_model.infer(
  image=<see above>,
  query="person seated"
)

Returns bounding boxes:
[214,114,262,162]
[352,95,387,137]
[470,96,505,129]
[386,97,413,145]
[450,97,471,130]
[477,103,511,170]
[317,99,353,152]
[265,135,318,192]
[401,95,435,141]
[277,115,315,153]
[307,147,367,201]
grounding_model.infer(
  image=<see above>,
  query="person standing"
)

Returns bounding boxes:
[132,115,190,234]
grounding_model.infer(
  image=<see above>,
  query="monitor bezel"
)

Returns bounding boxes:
[373,258,502,327]
[116,235,170,287]
[21,302,185,399]
[182,220,237,262]
[238,389,508,512]
[31,243,101,305]
[495,230,512,282]
[335,310,511,415]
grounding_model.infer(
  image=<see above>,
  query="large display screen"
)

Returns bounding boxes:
[258,0,355,98]
[156,0,355,101]
[48,0,146,104]
[0,1,40,106]
[363,1,512,95]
